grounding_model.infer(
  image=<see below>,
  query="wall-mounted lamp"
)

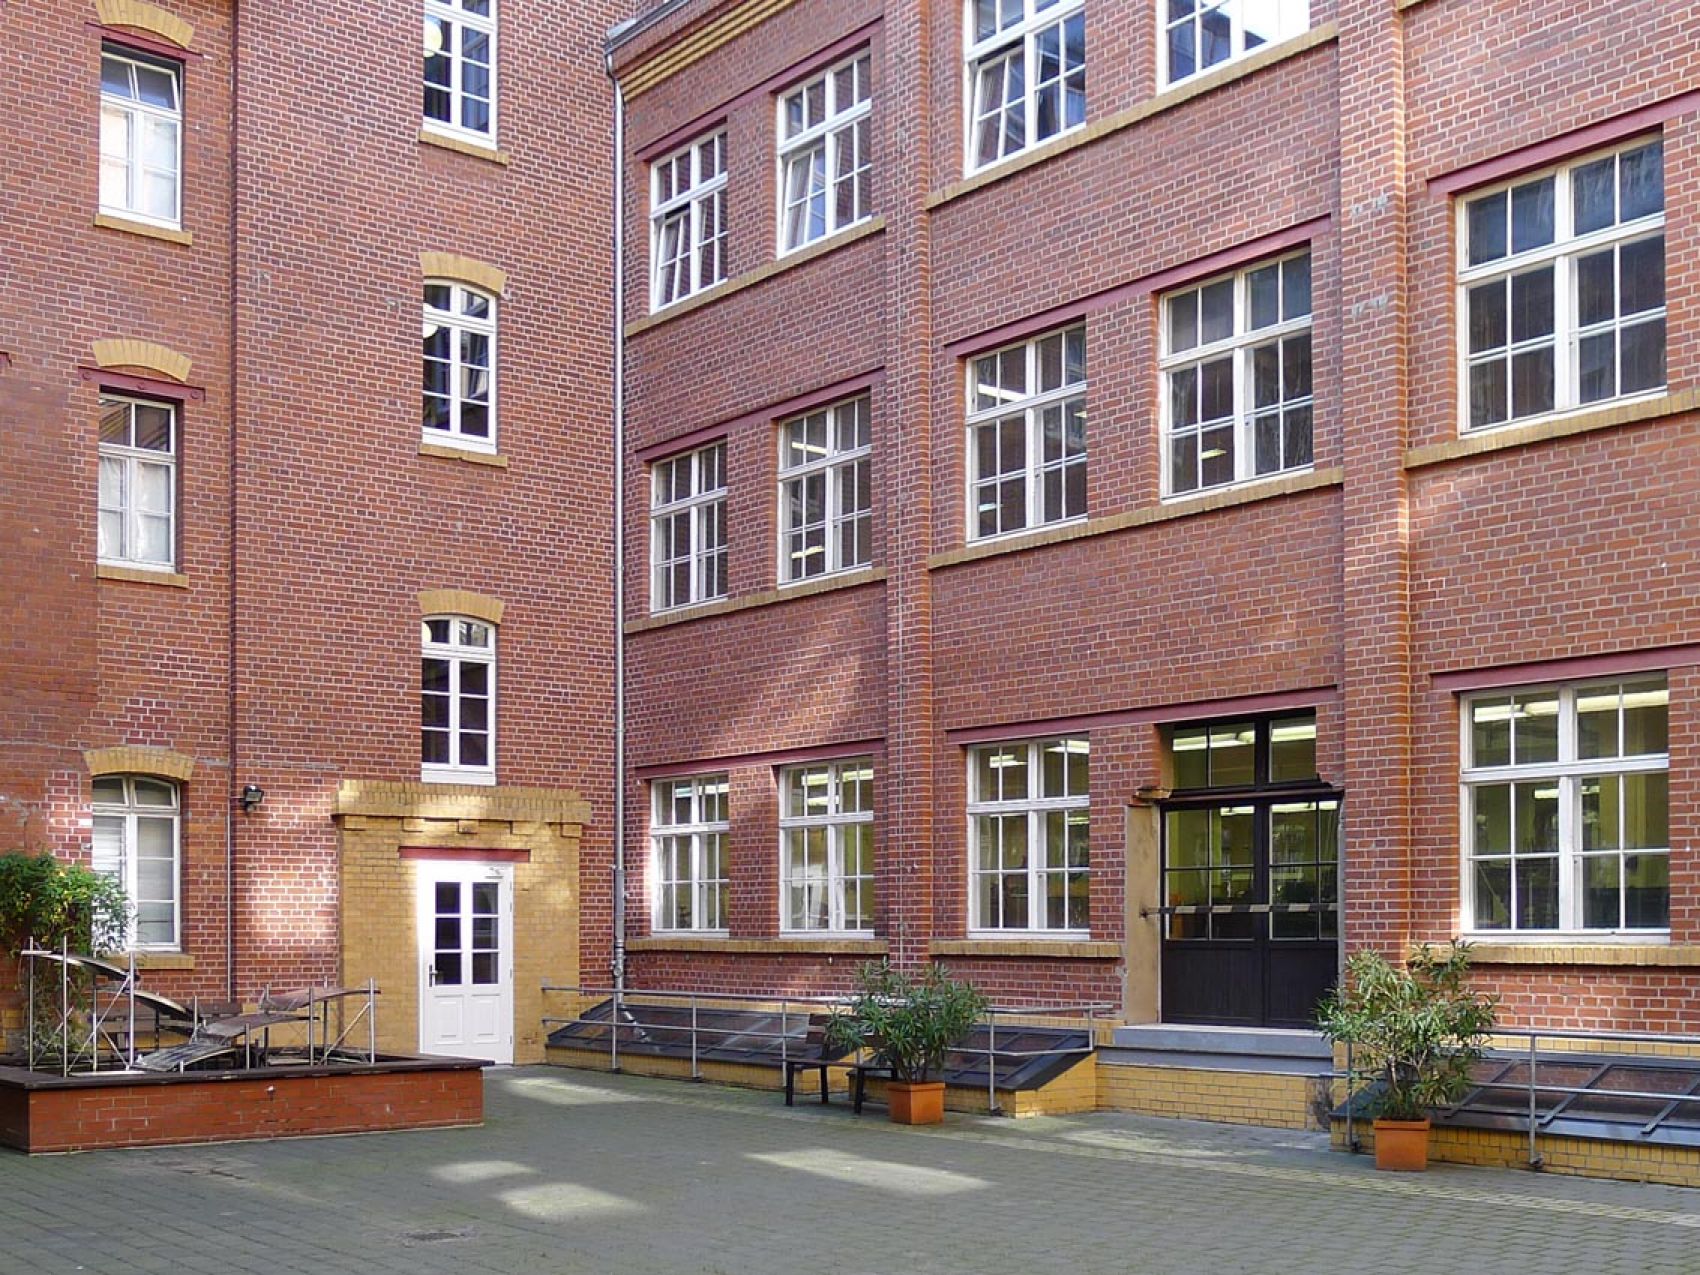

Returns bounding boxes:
[240,784,266,814]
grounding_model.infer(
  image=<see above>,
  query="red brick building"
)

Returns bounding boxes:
[6,0,1700,1084]
[611,0,1700,1040]
[2,0,619,1064]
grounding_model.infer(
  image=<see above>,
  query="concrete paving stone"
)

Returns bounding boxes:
[1,1067,1697,1274]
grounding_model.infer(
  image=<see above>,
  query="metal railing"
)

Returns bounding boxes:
[541,983,1113,1114]
[1340,1026,1700,1167]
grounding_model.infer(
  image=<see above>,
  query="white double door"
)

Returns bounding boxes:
[417,860,514,1064]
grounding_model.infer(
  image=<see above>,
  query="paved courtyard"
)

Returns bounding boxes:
[2,1067,1698,1274]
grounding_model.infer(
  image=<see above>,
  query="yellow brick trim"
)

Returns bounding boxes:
[626,566,885,634]
[622,0,800,99]
[418,588,505,625]
[418,441,509,467]
[929,469,1342,570]
[91,338,191,383]
[925,25,1338,210]
[1456,942,1700,967]
[334,779,589,825]
[627,217,885,337]
[627,936,889,955]
[929,939,1122,959]
[93,214,193,246]
[85,745,195,782]
[1404,390,1700,470]
[1395,0,1435,9]
[133,952,194,970]
[418,128,512,166]
[96,563,189,588]
[420,252,508,297]
[95,0,193,49]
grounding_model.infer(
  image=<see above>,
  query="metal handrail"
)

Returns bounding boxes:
[541,981,1112,1113]
[1339,1024,1700,1168]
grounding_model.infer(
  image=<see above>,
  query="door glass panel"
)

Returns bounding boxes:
[434,881,463,986]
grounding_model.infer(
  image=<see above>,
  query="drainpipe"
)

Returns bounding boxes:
[224,0,242,1002]
[605,49,627,1000]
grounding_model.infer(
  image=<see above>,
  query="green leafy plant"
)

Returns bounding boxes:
[1317,941,1498,1122]
[0,852,128,960]
[825,961,988,1083]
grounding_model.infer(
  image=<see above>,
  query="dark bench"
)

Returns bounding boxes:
[782,1016,893,1112]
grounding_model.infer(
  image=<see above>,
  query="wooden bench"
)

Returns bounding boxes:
[782,1017,893,1112]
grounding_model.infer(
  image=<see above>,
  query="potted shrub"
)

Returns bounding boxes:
[1317,941,1497,1171]
[826,961,987,1125]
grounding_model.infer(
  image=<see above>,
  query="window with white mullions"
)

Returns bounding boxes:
[779,52,872,252]
[423,0,496,141]
[779,397,871,582]
[651,132,728,309]
[967,0,1085,172]
[423,282,497,451]
[967,326,1086,540]
[652,775,730,932]
[99,47,182,227]
[651,442,728,610]
[1460,138,1664,432]
[92,776,180,950]
[98,396,176,570]
[1162,251,1313,497]
[780,760,876,933]
[421,617,495,783]
[968,738,1089,933]
[1462,676,1669,933]
[1162,0,1311,86]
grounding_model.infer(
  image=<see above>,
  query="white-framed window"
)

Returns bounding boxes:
[651,442,727,611]
[652,775,730,932]
[967,326,1086,540]
[780,759,875,933]
[1459,137,1665,433]
[98,395,176,570]
[422,616,495,784]
[100,46,182,227]
[1161,0,1310,86]
[92,775,180,950]
[1462,676,1669,934]
[778,51,872,253]
[651,131,728,310]
[1161,250,1313,497]
[779,396,871,582]
[423,281,497,452]
[968,737,1089,933]
[423,0,496,142]
[967,0,1085,172]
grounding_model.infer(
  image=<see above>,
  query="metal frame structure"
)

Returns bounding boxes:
[542,982,1111,1115]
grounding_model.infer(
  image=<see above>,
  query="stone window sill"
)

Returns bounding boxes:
[97,564,189,589]
[419,441,509,468]
[930,939,1122,959]
[1405,389,1700,470]
[627,936,889,956]
[1446,942,1700,967]
[94,213,193,246]
[626,567,885,634]
[419,127,511,166]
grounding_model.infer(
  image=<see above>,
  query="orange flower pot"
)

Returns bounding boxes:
[887,1080,946,1125]
[1373,1118,1431,1171]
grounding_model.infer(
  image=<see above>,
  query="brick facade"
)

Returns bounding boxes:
[613,0,1700,1032]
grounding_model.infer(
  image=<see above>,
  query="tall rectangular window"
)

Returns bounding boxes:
[98,396,176,570]
[92,776,180,950]
[780,760,875,933]
[100,47,182,227]
[967,326,1086,540]
[967,0,1085,172]
[1460,138,1664,431]
[779,52,872,253]
[424,0,496,142]
[1162,251,1313,497]
[1162,0,1310,86]
[1463,677,1669,932]
[651,442,728,611]
[968,737,1089,933]
[422,282,497,451]
[779,397,871,582]
[421,616,496,784]
[652,131,728,309]
[653,775,729,932]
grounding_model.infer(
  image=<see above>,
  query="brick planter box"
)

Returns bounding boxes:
[0,1057,484,1154]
